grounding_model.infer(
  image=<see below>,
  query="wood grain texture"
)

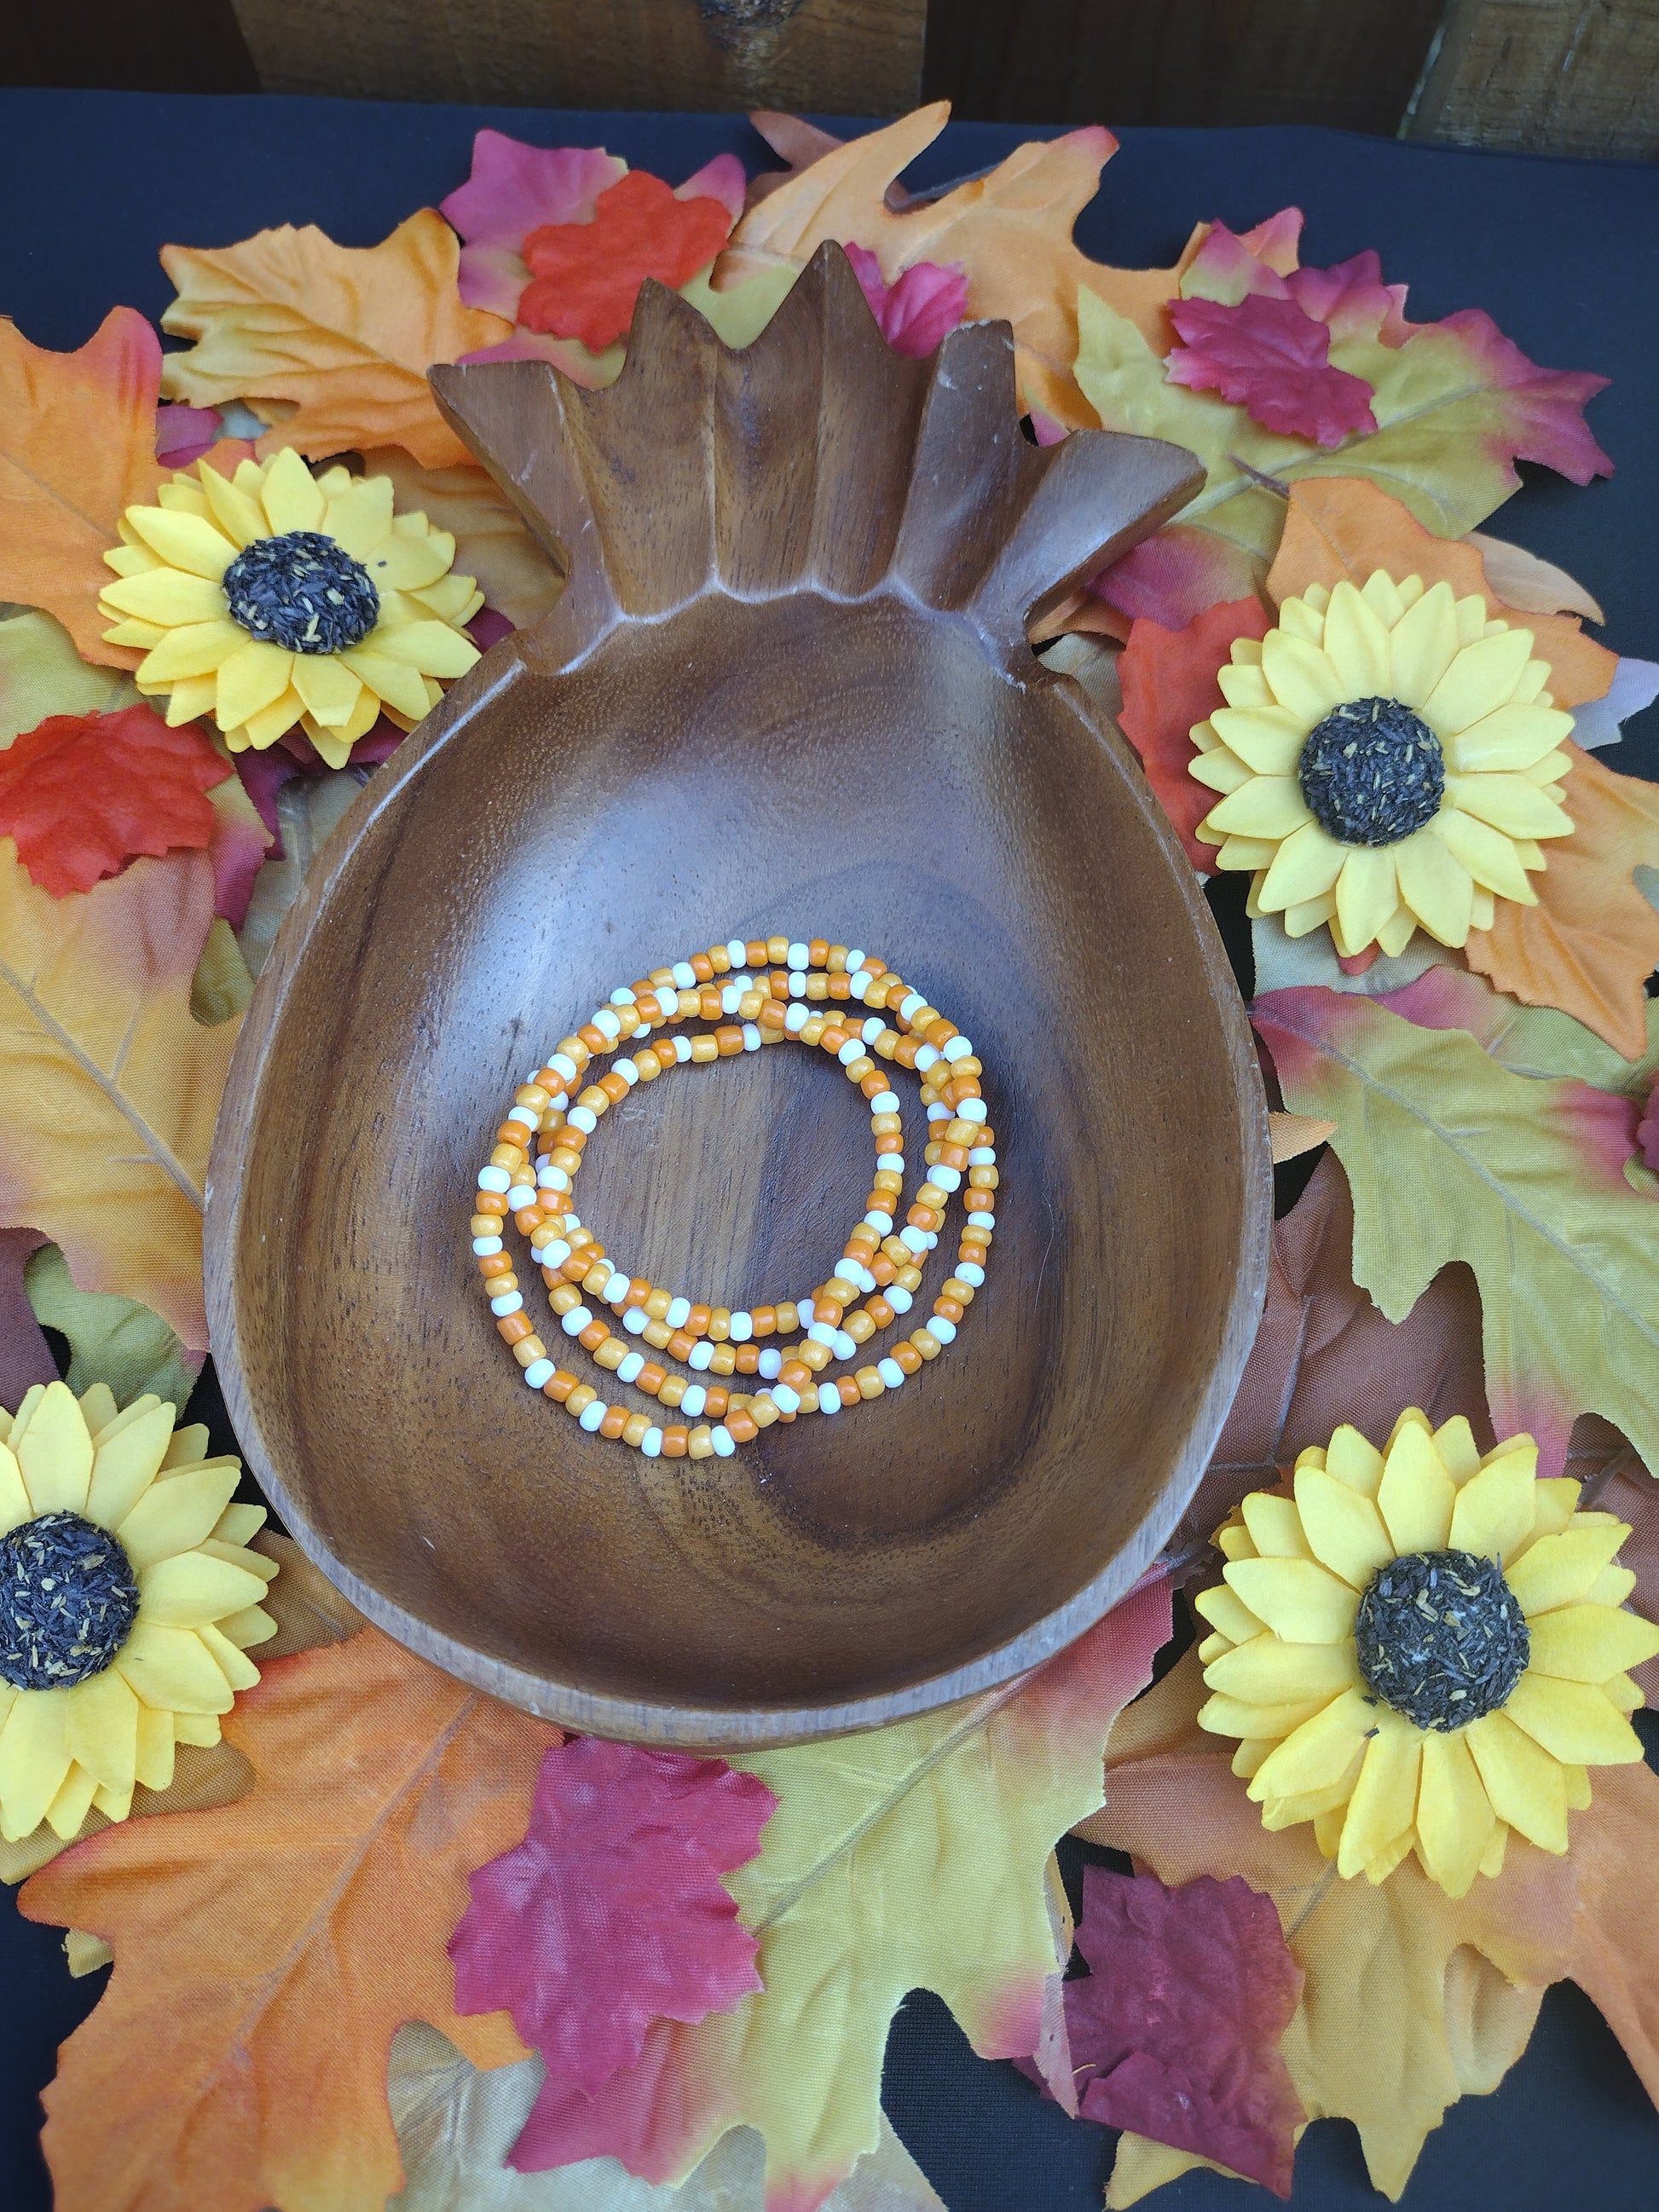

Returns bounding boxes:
[1403,0,1659,160]
[922,0,1444,134]
[229,0,923,112]
[205,246,1270,1746]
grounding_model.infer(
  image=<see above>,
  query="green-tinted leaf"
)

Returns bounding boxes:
[24,1241,197,1413]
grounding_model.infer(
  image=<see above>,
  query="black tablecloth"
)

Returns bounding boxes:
[2,90,1656,2212]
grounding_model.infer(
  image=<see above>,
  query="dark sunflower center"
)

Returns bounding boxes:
[1298,696,1445,846]
[1355,1548,1528,1731]
[0,1510,141,1690]
[223,530,379,655]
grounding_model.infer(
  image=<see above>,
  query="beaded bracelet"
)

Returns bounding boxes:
[471,939,999,1459]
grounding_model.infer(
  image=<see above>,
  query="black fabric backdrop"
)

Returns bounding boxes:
[1,88,1656,2212]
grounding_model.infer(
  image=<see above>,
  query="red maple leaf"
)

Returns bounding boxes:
[449,1736,775,2105]
[1116,593,1269,872]
[0,705,230,897]
[1055,1866,1304,2195]
[1165,292,1379,447]
[518,170,734,350]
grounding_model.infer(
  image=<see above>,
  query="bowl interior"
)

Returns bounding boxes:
[213,587,1265,1738]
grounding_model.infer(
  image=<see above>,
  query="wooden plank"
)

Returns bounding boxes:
[0,1,258,92]
[1402,0,1659,159]
[922,0,1444,135]
[230,0,923,112]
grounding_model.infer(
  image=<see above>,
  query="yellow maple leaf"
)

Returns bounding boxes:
[720,103,1196,431]
[0,839,234,1356]
[361,447,565,629]
[160,211,512,470]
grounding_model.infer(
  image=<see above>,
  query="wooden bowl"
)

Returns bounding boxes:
[205,247,1271,1747]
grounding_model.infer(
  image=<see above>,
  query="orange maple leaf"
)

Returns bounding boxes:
[23,1626,557,2212]
[159,211,512,471]
[0,309,167,671]
[719,103,1199,431]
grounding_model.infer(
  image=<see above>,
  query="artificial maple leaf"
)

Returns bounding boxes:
[0,607,140,743]
[1081,1646,1659,2203]
[0,704,230,896]
[0,309,166,669]
[361,447,564,630]
[452,1737,773,2108]
[442,130,631,321]
[1265,475,1616,710]
[0,1223,55,1408]
[23,1239,195,1418]
[1165,292,1377,448]
[1371,963,1659,1097]
[1026,1866,1304,2194]
[24,1626,556,2212]
[502,1576,1172,2209]
[1268,1111,1334,1164]
[720,103,1199,432]
[1462,742,1659,1060]
[842,243,967,360]
[1252,985,1659,1479]
[519,170,736,352]
[160,211,512,470]
[387,2024,946,2212]
[1115,594,1269,871]
[0,840,235,1355]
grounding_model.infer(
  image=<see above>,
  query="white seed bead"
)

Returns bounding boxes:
[623,1307,650,1334]
[785,1002,809,1032]
[672,961,697,989]
[758,1348,783,1379]
[657,986,680,1016]
[610,986,636,1006]
[665,1297,691,1329]
[887,1285,913,1314]
[592,1008,621,1039]
[743,1023,761,1051]
[642,1426,664,1457]
[617,1350,646,1384]
[914,1043,941,1071]
[720,984,742,1014]
[725,938,746,965]
[861,1018,884,1044]
[877,1358,905,1390]
[566,1214,581,1231]
[899,1226,930,1255]
[523,1358,555,1389]
[673,1036,692,1063]
[579,1399,608,1432]
[608,1277,633,1309]
[506,1182,538,1209]
[969,1146,996,1164]
[942,1036,974,1061]
[537,1166,570,1192]
[789,972,806,997]
[689,1340,714,1371]
[808,1321,839,1348]
[832,1330,857,1361]
[899,992,925,1021]
[506,1105,539,1129]
[772,1383,802,1414]
[926,1102,951,1123]
[837,1039,864,1066]
[729,1310,754,1341]
[547,1092,568,1112]
[568,1105,598,1134]
[816,1385,840,1416]
[864,1210,893,1234]
[853,1263,877,1294]
[490,1291,523,1316]
[930,1165,962,1192]
[682,1384,708,1418]
[968,1210,995,1231]
[614,1058,639,1086]
[870,1091,899,1114]
[477,1164,511,1193]
[957,1262,986,1287]
[472,1236,503,1256]
[928,1315,958,1344]
[788,941,809,969]
[711,1425,736,1456]
[540,1239,572,1268]
[849,971,870,999]
[561,1306,592,1336]
[847,950,867,972]
[549,1052,577,1082]
[957,1097,987,1123]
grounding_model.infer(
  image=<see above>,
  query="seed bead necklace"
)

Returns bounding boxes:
[471,939,997,1459]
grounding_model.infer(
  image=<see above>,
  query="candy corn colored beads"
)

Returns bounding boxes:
[471,938,997,1458]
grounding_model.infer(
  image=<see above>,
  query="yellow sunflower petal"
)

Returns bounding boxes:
[85,1401,177,1530]
[63,1667,140,1797]
[106,618,167,650]
[292,653,364,729]
[372,618,480,680]
[1447,1447,1539,1562]
[1223,1556,1361,1644]
[77,1386,118,1437]
[364,527,454,592]
[258,445,327,534]
[173,1710,223,1747]
[1240,1492,1312,1559]
[1432,1417,1482,1482]
[117,1464,241,1569]
[114,1622,234,1714]
[138,1551,269,1627]
[157,477,210,517]
[45,1760,99,1841]
[1256,820,1347,912]
[1216,1522,1258,1562]
[1527,1604,1659,1683]
[1293,1466,1396,1589]
[212,1503,268,1547]
[124,507,236,580]
[1191,751,1250,802]
[1395,829,1475,947]
[409,574,483,627]
[1205,1632,1357,1705]
[0,1689,73,1842]
[1321,580,1392,695]
[1247,1685,1373,1799]
[16,1381,92,1515]
[1384,580,1460,707]
[1586,1565,1638,1609]
[1465,1710,1569,1853]
[339,644,433,724]
[1332,846,1400,956]
[1360,569,1406,627]
[1279,596,1325,645]
[320,473,396,560]
[0,1445,30,1537]
[1446,702,1576,775]
[1428,806,1541,903]
[1326,1424,1385,1498]
[99,569,228,626]
[1217,661,1273,709]
[1203,777,1314,840]
[239,689,309,750]
[1506,1522,1628,1615]
[216,638,295,732]
[196,460,268,549]
[1202,1690,1337,1741]
[1422,627,1535,733]
[1280,889,1338,936]
[1604,1672,1643,1713]
[1193,1583,1265,1645]
[1443,772,1575,841]
[198,1538,277,1583]
[1209,704,1307,775]
[1505,1671,1644,1764]
[1480,1821,1509,1880]
[1376,906,1419,956]
[1261,629,1345,725]
[93,1781,134,1824]
[1336,1707,1422,1877]
[1415,1729,1494,1897]
[196,1621,262,1692]
[137,619,245,684]
[1376,1418,1455,1554]
[217,1603,278,1649]
[132,1702,175,1792]
[160,673,218,727]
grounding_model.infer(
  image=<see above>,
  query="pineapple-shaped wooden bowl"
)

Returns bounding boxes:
[205,246,1271,1746]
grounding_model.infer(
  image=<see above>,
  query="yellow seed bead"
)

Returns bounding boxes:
[623,1412,651,1447]
[645,1288,673,1320]
[689,1034,717,1063]
[805,973,829,999]
[548,1283,581,1315]
[776,1302,799,1334]
[708,1308,732,1341]
[874,1030,901,1059]
[766,935,790,964]
[634,1049,662,1080]
[471,1214,501,1237]
[910,1329,942,1360]
[515,1084,551,1109]
[856,1366,886,1400]
[512,1335,547,1366]
[489,1144,523,1170]
[738,990,765,1019]
[844,1310,876,1344]
[800,1016,827,1045]
[642,1320,673,1350]
[895,1264,923,1292]
[593,1337,627,1371]
[688,1426,716,1459]
[566,1383,598,1416]
[749,1395,781,1429]
[484,1272,519,1295]
[969,1165,999,1189]
[800,1383,820,1412]
[578,1086,610,1116]
[658,1374,687,1410]
[709,1344,737,1376]
[941,1278,974,1305]
[844,1054,875,1081]
[917,1183,947,1210]
[798,1339,831,1372]
[581,1263,610,1296]
[870,1112,902,1137]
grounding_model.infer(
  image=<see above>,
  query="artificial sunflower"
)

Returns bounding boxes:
[1194,1409,1659,1899]
[0,1380,279,1843]
[98,447,483,769]
[1190,573,1575,958]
